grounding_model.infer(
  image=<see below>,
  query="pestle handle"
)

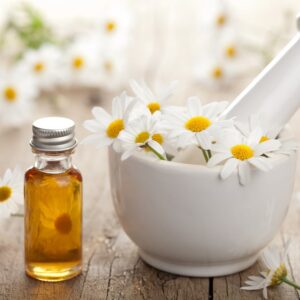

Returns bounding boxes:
[221,15,300,134]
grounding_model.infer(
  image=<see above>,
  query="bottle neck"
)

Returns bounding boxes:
[34,151,73,174]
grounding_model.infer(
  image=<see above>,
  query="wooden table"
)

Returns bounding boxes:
[1,88,300,300]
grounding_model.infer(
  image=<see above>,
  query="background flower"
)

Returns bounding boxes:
[0,69,37,127]
[0,167,23,219]
[17,44,61,90]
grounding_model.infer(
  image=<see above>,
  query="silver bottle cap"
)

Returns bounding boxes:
[30,117,77,152]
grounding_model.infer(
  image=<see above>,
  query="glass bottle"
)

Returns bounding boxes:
[24,117,82,282]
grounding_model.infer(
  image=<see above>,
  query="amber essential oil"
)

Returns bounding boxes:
[24,117,82,282]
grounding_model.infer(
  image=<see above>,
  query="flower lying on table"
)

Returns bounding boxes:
[241,241,300,299]
[0,167,23,218]
[82,80,298,186]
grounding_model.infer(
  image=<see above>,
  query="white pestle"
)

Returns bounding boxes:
[221,15,300,135]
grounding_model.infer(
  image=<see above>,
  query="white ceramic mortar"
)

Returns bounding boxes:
[108,148,297,277]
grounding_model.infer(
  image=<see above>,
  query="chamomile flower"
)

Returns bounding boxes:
[118,111,166,161]
[236,114,298,158]
[129,80,177,114]
[17,44,61,90]
[165,97,231,150]
[61,38,99,87]
[218,30,240,60]
[203,0,230,31]
[194,57,233,89]
[97,51,126,91]
[82,91,135,151]
[0,167,23,219]
[208,128,280,185]
[241,242,300,299]
[147,111,176,156]
[0,70,37,127]
[98,3,132,48]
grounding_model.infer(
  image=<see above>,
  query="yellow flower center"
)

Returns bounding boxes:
[226,46,236,58]
[231,144,254,160]
[105,21,117,32]
[33,62,45,73]
[152,133,164,145]
[54,213,72,234]
[270,263,288,286]
[147,102,161,114]
[3,86,17,102]
[185,116,211,132]
[135,131,150,144]
[104,60,113,72]
[212,67,223,79]
[72,56,84,70]
[106,119,124,138]
[259,135,269,143]
[0,186,12,202]
[216,14,226,26]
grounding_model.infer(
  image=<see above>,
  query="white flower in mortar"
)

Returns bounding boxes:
[82,92,136,151]
[241,241,300,299]
[17,44,61,90]
[0,70,37,127]
[236,114,299,158]
[208,128,280,185]
[118,111,166,161]
[0,167,23,219]
[165,97,231,151]
[129,80,177,114]
[147,111,177,157]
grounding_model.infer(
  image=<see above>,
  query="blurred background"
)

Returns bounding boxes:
[1,0,300,180]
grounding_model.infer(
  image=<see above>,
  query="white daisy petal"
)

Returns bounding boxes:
[238,161,251,185]
[148,140,165,157]
[187,97,203,116]
[121,146,137,160]
[92,107,112,125]
[2,169,12,185]
[220,158,238,180]
[263,287,268,299]
[196,131,213,150]
[83,120,104,132]
[203,101,228,118]
[247,127,264,147]
[207,152,232,167]
[254,140,281,156]
[248,157,272,172]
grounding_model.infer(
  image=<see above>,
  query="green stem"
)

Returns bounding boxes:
[282,277,300,290]
[199,147,209,163]
[207,150,212,159]
[147,145,166,161]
